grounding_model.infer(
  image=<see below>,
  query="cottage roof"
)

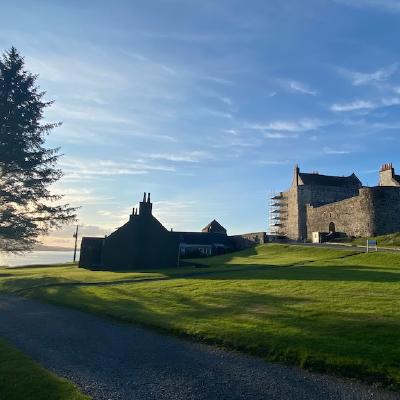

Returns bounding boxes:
[201,219,227,234]
[177,231,231,246]
[298,172,362,188]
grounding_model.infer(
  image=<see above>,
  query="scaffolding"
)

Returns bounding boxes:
[267,191,288,235]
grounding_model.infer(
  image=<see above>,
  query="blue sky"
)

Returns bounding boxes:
[1,0,400,246]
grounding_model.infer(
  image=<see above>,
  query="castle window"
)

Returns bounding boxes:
[329,222,336,233]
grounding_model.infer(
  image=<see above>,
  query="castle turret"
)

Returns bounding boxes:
[379,163,400,187]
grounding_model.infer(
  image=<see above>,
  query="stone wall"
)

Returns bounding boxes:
[285,187,299,240]
[292,185,359,240]
[306,188,374,238]
[372,187,400,234]
[230,232,267,249]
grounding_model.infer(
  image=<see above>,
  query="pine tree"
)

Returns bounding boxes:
[0,47,77,252]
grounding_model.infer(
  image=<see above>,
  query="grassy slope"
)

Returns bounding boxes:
[352,232,400,248]
[1,244,399,390]
[0,339,89,400]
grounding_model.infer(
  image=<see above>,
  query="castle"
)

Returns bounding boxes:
[271,163,400,241]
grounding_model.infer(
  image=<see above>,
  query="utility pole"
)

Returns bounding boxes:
[73,225,79,263]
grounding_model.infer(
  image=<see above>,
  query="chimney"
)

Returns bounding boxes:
[379,162,396,186]
[139,191,153,216]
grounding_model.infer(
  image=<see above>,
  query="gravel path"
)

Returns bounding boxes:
[0,295,398,400]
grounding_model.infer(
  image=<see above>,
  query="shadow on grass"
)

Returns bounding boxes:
[24,284,400,391]
[184,263,400,283]
[2,260,399,296]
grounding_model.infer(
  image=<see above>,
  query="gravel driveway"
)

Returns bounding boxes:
[0,295,398,400]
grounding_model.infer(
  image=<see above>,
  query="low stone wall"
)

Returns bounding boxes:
[230,232,267,250]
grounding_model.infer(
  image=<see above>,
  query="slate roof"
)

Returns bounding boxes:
[176,232,232,246]
[201,219,227,234]
[298,172,362,188]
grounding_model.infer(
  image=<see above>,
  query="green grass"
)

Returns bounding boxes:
[0,263,165,293]
[0,338,89,400]
[1,244,400,390]
[352,232,400,248]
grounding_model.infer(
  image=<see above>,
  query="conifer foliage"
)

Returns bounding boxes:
[0,47,76,252]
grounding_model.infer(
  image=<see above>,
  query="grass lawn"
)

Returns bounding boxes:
[1,244,399,390]
[0,339,89,400]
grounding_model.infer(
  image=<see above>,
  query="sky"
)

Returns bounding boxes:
[1,0,400,248]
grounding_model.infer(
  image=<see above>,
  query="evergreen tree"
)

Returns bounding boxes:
[0,47,77,252]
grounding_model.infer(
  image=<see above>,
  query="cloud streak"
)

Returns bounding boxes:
[60,157,176,181]
[248,118,325,132]
[340,63,399,86]
[336,0,400,13]
[323,146,353,155]
[148,151,212,163]
[288,80,317,95]
[330,97,400,112]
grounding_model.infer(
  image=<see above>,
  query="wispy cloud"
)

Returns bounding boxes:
[148,151,212,163]
[202,109,233,119]
[264,132,299,139]
[248,118,325,132]
[48,103,133,125]
[153,200,200,231]
[52,187,115,206]
[381,97,400,106]
[255,159,291,165]
[60,157,176,181]
[336,0,400,13]
[330,100,375,112]
[330,97,400,112]
[288,80,317,95]
[200,76,234,85]
[339,63,399,86]
[26,55,127,89]
[40,224,110,248]
[323,146,353,155]
[120,50,177,76]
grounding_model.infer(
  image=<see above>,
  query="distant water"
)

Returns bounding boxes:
[0,251,80,267]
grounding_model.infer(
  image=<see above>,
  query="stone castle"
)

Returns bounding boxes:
[271,163,400,241]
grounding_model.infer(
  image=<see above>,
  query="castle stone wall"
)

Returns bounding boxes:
[292,185,360,240]
[372,187,400,234]
[285,187,299,240]
[306,188,375,238]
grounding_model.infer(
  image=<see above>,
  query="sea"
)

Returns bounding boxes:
[0,251,80,267]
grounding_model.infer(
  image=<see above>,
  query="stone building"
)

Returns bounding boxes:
[272,163,400,241]
[79,193,249,269]
[80,193,179,270]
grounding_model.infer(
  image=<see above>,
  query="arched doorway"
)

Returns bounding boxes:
[329,222,336,233]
